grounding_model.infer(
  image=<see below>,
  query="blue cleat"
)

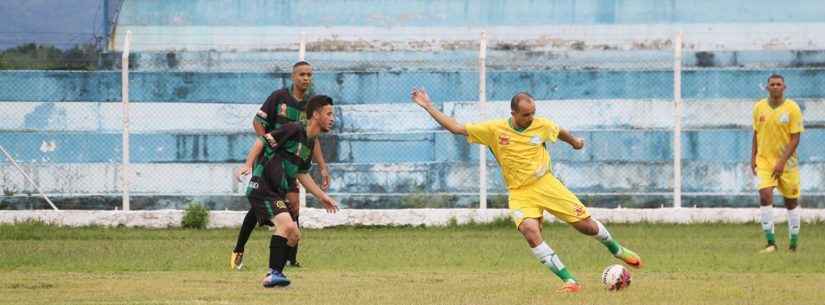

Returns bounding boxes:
[262,270,291,288]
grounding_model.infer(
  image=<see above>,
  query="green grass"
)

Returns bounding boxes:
[1,221,824,305]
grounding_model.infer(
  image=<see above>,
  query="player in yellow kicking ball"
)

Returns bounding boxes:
[752,74,804,253]
[411,89,642,293]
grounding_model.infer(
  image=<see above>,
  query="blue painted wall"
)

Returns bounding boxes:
[3,69,825,103]
[5,0,825,208]
[3,108,824,165]
[118,0,825,26]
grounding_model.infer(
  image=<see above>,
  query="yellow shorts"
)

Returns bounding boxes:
[508,173,590,228]
[756,168,801,199]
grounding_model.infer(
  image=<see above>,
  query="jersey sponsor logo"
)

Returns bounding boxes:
[279,103,288,116]
[759,115,765,123]
[779,112,789,124]
[574,205,585,216]
[498,134,510,145]
[275,200,287,209]
[530,135,542,145]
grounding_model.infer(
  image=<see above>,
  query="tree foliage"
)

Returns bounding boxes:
[0,43,99,70]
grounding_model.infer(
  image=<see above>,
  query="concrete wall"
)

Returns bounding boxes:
[112,1,825,52]
[3,208,825,229]
[3,87,824,209]
[5,0,825,209]
[116,0,825,27]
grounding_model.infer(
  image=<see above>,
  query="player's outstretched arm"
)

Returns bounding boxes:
[297,173,339,213]
[411,88,468,136]
[236,138,264,180]
[558,128,584,150]
[311,138,331,191]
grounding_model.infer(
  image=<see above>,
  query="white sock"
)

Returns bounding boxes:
[788,207,800,236]
[592,219,613,242]
[760,206,774,233]
[531,242,565,271]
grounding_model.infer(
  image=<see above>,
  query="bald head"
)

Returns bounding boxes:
[510,92,534,112]
[510,92,536,129]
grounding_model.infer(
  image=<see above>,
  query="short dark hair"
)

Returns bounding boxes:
[768,74,784,82]
[510,92,534,111]
[306,95,333,118]
[293,61,311,70]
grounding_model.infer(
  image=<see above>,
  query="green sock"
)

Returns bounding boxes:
[553,267,576,283]
[790,234,799,247]
[532,242,576,283]
[764,231,776,245]
[602,240,622,256]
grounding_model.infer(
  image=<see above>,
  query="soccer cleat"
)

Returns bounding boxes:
[789,235,799,252]
[614,247,643,268]
[557,282,582,293]
[262,270,291,288]
[230,252,244,270]
[759,244,777,254]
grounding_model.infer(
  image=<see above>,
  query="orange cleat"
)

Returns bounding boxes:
[615,247,643,269]
[557,282,582,293]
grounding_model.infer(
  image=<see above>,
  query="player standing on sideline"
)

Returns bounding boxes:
[241,95,338,287]
[752,74,804,253]
[411,89,642,293]
[231,61,331,270]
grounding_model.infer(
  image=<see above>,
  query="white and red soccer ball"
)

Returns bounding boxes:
[601,264,632,291]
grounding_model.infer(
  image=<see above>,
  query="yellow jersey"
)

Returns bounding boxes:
[752,98,804,170]
[465,117,560,190]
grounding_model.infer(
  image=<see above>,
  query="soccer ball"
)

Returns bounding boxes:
[601,264,632,291]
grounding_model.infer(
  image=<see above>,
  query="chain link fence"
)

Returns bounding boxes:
[484,30,675,209]
[681,28,825,208]
[303,33,481,208]
[2,29,824,210]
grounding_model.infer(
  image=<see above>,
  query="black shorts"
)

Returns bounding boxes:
[248,197,295,227]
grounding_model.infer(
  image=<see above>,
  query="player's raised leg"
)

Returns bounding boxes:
[570,217,642,268]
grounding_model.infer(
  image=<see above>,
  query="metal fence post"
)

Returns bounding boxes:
[673,31,683,209]
[121,30,132,211]
[479,31,488,209]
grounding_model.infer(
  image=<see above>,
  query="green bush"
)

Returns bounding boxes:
[181,202,209,229]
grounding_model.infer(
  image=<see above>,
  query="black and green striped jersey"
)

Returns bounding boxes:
[255,84,314,133]
[246,122,316,201]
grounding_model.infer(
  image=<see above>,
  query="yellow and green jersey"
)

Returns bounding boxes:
[465,117,560,190]
[752,98,804,170]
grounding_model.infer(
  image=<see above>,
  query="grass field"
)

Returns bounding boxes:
[1,220,824,305]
